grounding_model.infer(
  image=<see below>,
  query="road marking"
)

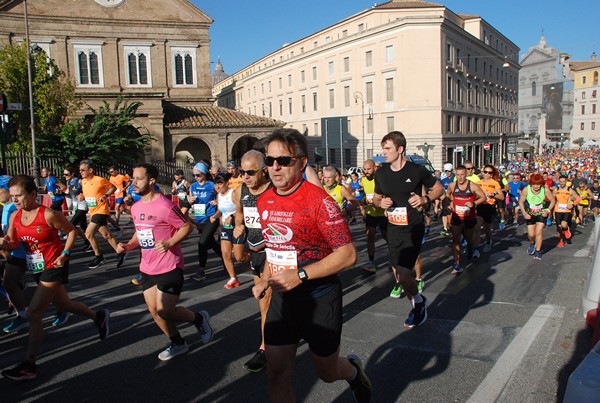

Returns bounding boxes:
[574,229,596,257]
[467,304,562,403]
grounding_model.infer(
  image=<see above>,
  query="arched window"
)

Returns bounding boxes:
[532,81,536,96]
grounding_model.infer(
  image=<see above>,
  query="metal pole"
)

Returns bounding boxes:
[339,118,343,173]
[325,120,329,165]
[24,0,39,182]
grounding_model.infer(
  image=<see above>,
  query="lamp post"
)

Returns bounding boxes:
[354,91,366,163]
[24,0,39,182]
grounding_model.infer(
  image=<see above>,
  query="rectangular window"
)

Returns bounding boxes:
[593,90,597,98]
[261,83,264,95]
[300,70,305,84]
[288,97,293,114]
[446,43,452,64]
[582,92,586,99]
[593,104,597,114]
[172,46,196,86]
[268,81,272,92]
[301,94,306,112]
[455,115,461,132]
[386,78,394,102]
[446,115,452,132]
[474,117,479,133]
[387,116,394,132]
[365,50,373,67]
[344,149,351,165]
[385,45,394,63]
[342,29,348,38]
[278,77,282,89]
[344,86,350,107]
[288,74,292,86]
[447,76,453,100]
[343,57,350,72]
[467,117,472,133]
[581,122,585,130]
[456,79,461,103]
[366,81,373,104]
[312,66,317,80]
[367,119,373,134]
[124,45,151,87]
[328,61,334,76]
[279,100,283,116]
[358,23,364,33]
[314,122,318,135]
[74,44,104,87]
[593,122,596,130]
[475,85,480,106]
[329,89,335,109]
[313,92,318,111]
[582,105,586,114]
[582,76,587,84]
[467,82,472,104]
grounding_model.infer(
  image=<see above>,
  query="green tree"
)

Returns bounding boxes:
[0,42,80,151]
[573,137,585,147]
[40,97,154,166]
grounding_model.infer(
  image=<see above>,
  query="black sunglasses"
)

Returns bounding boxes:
[264,156,298,167]
[240,168,261,176]
[465,167,474,170]
[193,173,204,177]
[483,170,494,174]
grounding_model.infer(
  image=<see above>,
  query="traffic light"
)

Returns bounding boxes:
[1,120,17,144]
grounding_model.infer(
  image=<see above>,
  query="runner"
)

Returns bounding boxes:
[519,173,555,260]
[464,161,481,183]
[575,180,591,227]
[360,159,387,273]
[0,175,109,381]
[233,149,272,373]
[253,128,372,402]
[322,165,358,222]
[108,166,129,233]
[171,169,192,215]
[116,164,213,361]
[439,163,455,237]
[226,161,244,190]
[446,165,487,274]
[349,172,365,223]
[476,165,504,253]
[189,162,222,282]
[40,167,65,213]
[372,131,443,328]
[554,175,580,247]
[63,166,90,251]
[505,172,526,226]
[589,178,600,220]
[79,160,126,269]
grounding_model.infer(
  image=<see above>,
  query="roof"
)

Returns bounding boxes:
[164,104,284,129]
[569,61,600,71]
[373,0,444,9]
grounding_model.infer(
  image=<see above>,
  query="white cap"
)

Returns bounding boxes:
[443,163,453,171]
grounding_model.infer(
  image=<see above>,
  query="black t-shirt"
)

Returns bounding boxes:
[374,160,437,229]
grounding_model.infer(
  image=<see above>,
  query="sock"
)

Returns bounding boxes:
[194,312,203,326]
[170,332,185,345]
[413,293,423,304]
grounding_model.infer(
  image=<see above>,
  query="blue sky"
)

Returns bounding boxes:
[194,0,597,75]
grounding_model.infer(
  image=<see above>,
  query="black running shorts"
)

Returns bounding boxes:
[250,250,266,277]
[477,203,496,224]
[36,262,69,285]
[555,212,572,226]
[141,268,184,295]
[387,224,424,270]
[364,215,388,232]
[265,279,342,357]
[525,215,546,225]
[90,214,109,226]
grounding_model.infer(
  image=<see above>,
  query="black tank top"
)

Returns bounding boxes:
[241,182,272,250]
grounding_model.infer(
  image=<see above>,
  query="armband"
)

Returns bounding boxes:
[61,250,71,256]
[573,196,581,206]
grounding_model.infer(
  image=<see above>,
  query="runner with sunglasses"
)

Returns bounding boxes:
[519,173,555,260]
[476,165,504,254]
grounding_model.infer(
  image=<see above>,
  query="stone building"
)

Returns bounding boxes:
[0,0,282,166]
[566,56,600,146]
[213,0,520,169]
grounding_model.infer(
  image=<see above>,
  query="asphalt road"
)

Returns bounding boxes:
[0,217,595,402]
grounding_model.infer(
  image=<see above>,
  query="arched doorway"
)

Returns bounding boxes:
[175,137,212,166]
[231,135,260,163]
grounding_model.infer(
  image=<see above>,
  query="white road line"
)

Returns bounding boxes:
[574,228,596,257]
[467,304,562,403]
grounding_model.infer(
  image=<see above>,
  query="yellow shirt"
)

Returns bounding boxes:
[467,174,481,183]
[228,175,244,190]
[324,184,345,210]
[361,176,385,217]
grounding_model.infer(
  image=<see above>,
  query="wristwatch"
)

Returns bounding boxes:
[61,250,71,256]
[297,268,309,283]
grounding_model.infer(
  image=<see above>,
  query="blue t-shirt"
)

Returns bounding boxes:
[508,181,525,200]
[190,181,217,223]
[1,202,25,259]
[0,175,11,190]
[126,183,160,203]
[349,180,364,201]
[440,174,455,190]
[44,175,64,201]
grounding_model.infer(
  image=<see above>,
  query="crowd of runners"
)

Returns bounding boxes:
[0,129,599,402]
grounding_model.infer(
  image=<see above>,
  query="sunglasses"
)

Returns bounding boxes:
[483,170,494,174]
[240,168,261,176]
[465,167,474,170]
[63,173,71,176]
[264,156,298,167]
[193,173,204,177]
[444,170,452,172]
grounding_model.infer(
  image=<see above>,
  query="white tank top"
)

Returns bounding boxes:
[218,188,236,224]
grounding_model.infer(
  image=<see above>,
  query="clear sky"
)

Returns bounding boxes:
[194,0,597,75]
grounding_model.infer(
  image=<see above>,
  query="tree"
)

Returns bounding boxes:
[39,97,155,166]
[572,137,585,148]
[0,43,80,151]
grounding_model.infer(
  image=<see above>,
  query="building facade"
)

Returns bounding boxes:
[567,58,600,146]
[0,0,282,166]
[213,0,519,169]
[518,36,574,151]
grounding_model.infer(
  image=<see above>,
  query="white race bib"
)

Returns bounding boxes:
[136,229,155,249]
[243,206,261,229]
[387,207,408,226]
[85,196,97,208]
[193,203,207,217]
[178,192,187,200]
[26,251,46,273]
[529,204,543,214]
[266,248,298,275]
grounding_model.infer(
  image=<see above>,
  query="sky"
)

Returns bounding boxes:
[194,0,598,75]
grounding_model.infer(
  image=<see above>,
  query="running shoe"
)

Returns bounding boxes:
[88,255,105,269]
[195,310,214,344]
[1,361,38,381]
[244,349,267,373]
[461,238,468,248]
[416,279,425,293]
[421,235,426,245]
[452,262,462,274]
[564,227,572,239]
[3,316,28,333]
[482,241,492,253]
[347,354,372,403]
[527,243,535,255]
[191,269,206,282]
[533,251,542,260]
[158,342,189,361]
[499,220,506,230]
[440,228,450,237]
[224,278,240,289]
[131,273,144,286]
[95,309,110,340]
[361,260,377,274]
[557,240,565,248]
[404,295,428,328]
[116,252,128,268]
[51,312,69,327]
[389,283,403,298]
[473,248,480,259]
[546,218,552,226]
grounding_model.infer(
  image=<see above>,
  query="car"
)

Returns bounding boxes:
[372,154,435,173]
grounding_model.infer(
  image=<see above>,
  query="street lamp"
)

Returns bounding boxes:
[24,0,39,182]
[354,91,366,162]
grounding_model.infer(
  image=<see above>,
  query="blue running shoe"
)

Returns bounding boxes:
[452,262,462,274]
[527,243,535,255]
[546,218,552,226]
[533,251,542,260]
[51,312,69,327]
[499,220,505,230]
[425,226,431,235]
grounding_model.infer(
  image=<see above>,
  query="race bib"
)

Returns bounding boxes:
[456,205,471,218]
[48,191,55,200]
[529,204,543,214]
[193,203,207,217]
[387,207,408,226]
[85,197,97,208]
[136,229,155,249]
[266,248,298,275]
[26,251,46,273]
[243,206,261,229]
[178,192,187,200]
[354,191,360,197]
[366,193,374,203]
[557,203,569,211]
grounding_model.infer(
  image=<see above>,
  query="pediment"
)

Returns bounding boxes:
[1,0,212,25]
[520,48,555,66]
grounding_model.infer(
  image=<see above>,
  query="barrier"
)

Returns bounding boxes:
[40,194,69,215]
[582,219,600,317]
[563,340,600,402]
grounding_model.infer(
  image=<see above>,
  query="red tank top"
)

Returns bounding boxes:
[452,181,477,221]
[14,206,62,270]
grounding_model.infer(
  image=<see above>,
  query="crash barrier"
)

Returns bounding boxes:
[563,339,600,402]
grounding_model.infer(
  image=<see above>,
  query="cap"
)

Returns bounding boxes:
[193,162,208,174]
[227,161,236,168]
[174,169,184,176]
[214,173,231,183]
[443,163,453,171]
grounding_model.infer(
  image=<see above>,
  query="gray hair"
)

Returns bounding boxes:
[241,149,266,169]
[322,165,337,176]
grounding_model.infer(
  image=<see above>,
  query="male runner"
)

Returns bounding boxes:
[360,159,387,273]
